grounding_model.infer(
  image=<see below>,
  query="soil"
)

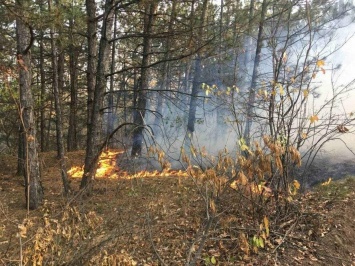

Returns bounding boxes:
[0,151,355,265]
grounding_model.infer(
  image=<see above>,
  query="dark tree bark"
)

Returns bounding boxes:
[131,1,157,157]
[153,0,177,133]
[243,0,267,146]
[56,46,65,156]
[86,0,98,139]
[16,0,43,210]
[81,0,114,189]
[67,15,79,151]
[187,56,202,136]
[39,28,47,152]
[106,12,117,143]
[186,0,208,139]
[49,0,71,195]
[17,126,25,176]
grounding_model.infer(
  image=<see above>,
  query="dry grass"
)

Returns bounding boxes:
[0,151,355,265]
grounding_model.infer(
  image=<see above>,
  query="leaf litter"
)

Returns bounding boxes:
[0,151,355,265]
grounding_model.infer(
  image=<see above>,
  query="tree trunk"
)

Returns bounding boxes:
[131,1,157,157]
[186,0,208,139]
[16,0,43,210]
[49,0,71,195]
[106,12,117,144]
[243,0,267,146]
[187,56,202,137]
[81,0,114,189]
[86,0,98,141]
[244,0,255,67]
[39,28,47,152]
[67,14,79,151]
[17,126,25,176]
[153,0,177,134]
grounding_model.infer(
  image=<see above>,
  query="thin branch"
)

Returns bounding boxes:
[145,213,168,266]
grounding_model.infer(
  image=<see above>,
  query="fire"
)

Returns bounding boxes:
[95,149,122,178]
[67,149,122,179]
[67,166,83,178]
[119,169,189,179]
[67,149,188,179]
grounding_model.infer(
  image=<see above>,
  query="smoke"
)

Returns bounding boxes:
[107,5,355,183]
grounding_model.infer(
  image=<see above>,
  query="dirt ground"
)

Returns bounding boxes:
[0,151,355,265]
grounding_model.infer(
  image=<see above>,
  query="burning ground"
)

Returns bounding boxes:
[0,150,355,265]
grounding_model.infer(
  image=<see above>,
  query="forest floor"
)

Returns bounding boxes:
[0,150,355,265]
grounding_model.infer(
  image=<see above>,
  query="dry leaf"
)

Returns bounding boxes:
[321,177,332,186]
[293,180,300,190]
[18,224,27,238]
[310,115,319,123]
[316,60,325,67]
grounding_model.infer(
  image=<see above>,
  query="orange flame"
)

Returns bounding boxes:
[67,150,122,179]
[67,150,188,179]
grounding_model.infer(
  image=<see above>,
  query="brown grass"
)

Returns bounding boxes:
[0,151,355,265]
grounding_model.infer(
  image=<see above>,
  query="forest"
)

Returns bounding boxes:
[1,0,355,265]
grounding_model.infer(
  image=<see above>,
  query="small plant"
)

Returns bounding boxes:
[181,134,303,262]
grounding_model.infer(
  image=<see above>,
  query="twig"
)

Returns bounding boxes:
[19,235,23,266]
[315,251,354,263]
[272,219,298,253]
[186,217,214,266]
[145,213,167,266]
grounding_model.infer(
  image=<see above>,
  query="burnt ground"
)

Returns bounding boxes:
[0,151,355,265]
[301,157,355,187]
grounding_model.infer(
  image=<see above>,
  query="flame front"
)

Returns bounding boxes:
[67,150,188,179]
[67,150,122,179]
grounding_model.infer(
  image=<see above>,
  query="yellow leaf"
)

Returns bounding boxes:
[316,60,325,67]
[211,256,217,265]
[301,132,307,139]
[230,180,238,190]
[321,177,332,186]
[241,144,249,151]
[293,180,300,190]
[302,89,309,98]
[190,146,196,157]
[276,83,284,95]
[263,216,269,231]
[258,237,265,248]
[210,200,216,213]
[238,171,248,186]
[310,115,319,123]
